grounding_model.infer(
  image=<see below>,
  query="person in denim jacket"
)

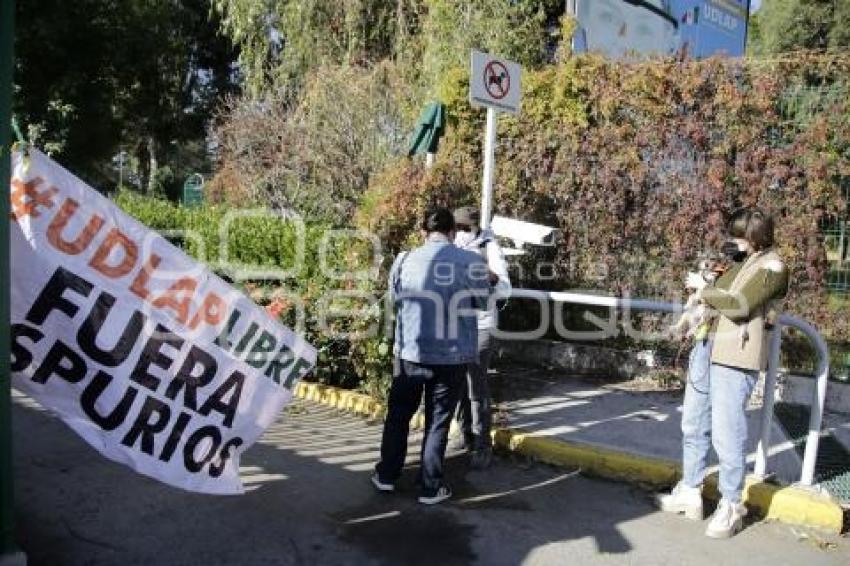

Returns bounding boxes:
[373,207,490,504]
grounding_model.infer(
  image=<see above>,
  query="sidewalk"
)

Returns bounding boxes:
[486,359,848,533]
[490,362,805,486]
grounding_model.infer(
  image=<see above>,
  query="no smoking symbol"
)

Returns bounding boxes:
[484,60,510,100]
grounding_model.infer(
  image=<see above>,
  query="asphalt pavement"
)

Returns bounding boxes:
[11,393,849,566]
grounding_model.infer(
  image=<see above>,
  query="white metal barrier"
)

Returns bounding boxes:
[508,288,830,488]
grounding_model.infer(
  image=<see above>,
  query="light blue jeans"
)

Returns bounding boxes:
[681,340,758,503]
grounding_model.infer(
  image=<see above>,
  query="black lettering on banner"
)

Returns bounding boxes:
[77,291,146,367]
[130,324,184,392]
[159,412,193,463]
[199,371,245,428]
[121,396,171,455]
[215,309,241,351]
[264,343,296,384]
[165,345,218,411]
[26,266,93,325]
[283,357,313,390]
[80,371,139,430]
[32,340,88,384]
[233,322,259,356]
[244,330,276,369]
[209,437,244,478]
[183,425,222,473]
[11,323,44,372]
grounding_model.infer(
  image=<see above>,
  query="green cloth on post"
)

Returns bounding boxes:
[407,102,446,157]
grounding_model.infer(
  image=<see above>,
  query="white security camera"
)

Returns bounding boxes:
[490,215,558,252]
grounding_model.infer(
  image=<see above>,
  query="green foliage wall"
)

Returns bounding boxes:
[360,53,850,340]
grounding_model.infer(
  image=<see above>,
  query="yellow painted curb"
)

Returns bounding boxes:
[294,382,427,429]
[491,428,680,487]
[702,476,845,534]
[293,381,845,534]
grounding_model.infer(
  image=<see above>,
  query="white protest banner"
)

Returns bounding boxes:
[10,149,317,495]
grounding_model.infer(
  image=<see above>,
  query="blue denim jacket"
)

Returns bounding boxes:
[389,235,490,365]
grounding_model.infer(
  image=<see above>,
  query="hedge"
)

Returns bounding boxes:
[114,191,393,396]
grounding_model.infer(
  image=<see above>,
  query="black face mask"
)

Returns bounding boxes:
[721,240,747,263]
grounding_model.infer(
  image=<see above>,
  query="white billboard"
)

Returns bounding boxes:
[573,0,680,59]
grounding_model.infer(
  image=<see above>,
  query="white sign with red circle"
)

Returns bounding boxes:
[469,49,521,114]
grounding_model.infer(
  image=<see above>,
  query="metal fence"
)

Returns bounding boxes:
[781,83,850,294]
[825,218,849,293]
[510,288,830,488]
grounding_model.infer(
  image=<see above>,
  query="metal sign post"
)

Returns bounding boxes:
[469,49,521,230]
[480,107,497,230]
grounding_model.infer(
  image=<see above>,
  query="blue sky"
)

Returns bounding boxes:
[751,0,762,12]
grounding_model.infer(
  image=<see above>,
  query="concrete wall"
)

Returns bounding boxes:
[495,338,650,380]
[779,374,850,415]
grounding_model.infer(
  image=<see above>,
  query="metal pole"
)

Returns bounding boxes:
[754,323,782,478]
[480,106,497,230]
[1,0,22,562]
[783,313,832,487]
[425,152,435,168]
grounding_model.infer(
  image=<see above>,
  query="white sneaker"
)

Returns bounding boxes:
[705,498,748,539]
[418,486,452,505]
[655,482,704,520]
[371,473,394,493]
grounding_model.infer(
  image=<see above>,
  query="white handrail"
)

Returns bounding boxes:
[507,288,830,487]
[778,314,830,487]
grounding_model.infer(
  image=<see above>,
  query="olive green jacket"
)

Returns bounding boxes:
[699,249,789,371]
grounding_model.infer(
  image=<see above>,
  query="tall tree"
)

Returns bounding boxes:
[14,0,238,194]
[748,0,850,55]
[213,0,412,97]
[213,0,566,97]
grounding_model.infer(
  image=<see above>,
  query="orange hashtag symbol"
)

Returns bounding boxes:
[10,177,59,221]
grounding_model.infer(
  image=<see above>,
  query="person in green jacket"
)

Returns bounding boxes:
[657,208,788,539]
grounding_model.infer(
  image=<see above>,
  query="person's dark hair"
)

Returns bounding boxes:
[421,206,455,235]
[728,207,775,251]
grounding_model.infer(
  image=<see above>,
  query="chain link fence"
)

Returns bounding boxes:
[781,81,850,294]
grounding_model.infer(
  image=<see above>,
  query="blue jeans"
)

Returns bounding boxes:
[681,341,758,503]
[681,339,713,489]
[375,358,465,496]
[455,328,494,450]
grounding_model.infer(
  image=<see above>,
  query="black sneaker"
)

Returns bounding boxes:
[371,473,394,493]
[418,486,452,505]
[470,447,493,470]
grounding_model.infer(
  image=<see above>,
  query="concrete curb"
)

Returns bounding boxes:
[294,382,425,430]
[292,381,845,534]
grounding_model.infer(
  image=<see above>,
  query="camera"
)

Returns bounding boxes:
[490,215,558,255]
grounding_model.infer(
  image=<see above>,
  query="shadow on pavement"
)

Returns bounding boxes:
[12,394,646,566]
[12,392,847,565]
[490,362,804,485]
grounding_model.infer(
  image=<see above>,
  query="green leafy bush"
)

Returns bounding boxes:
[114,191,394,397]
